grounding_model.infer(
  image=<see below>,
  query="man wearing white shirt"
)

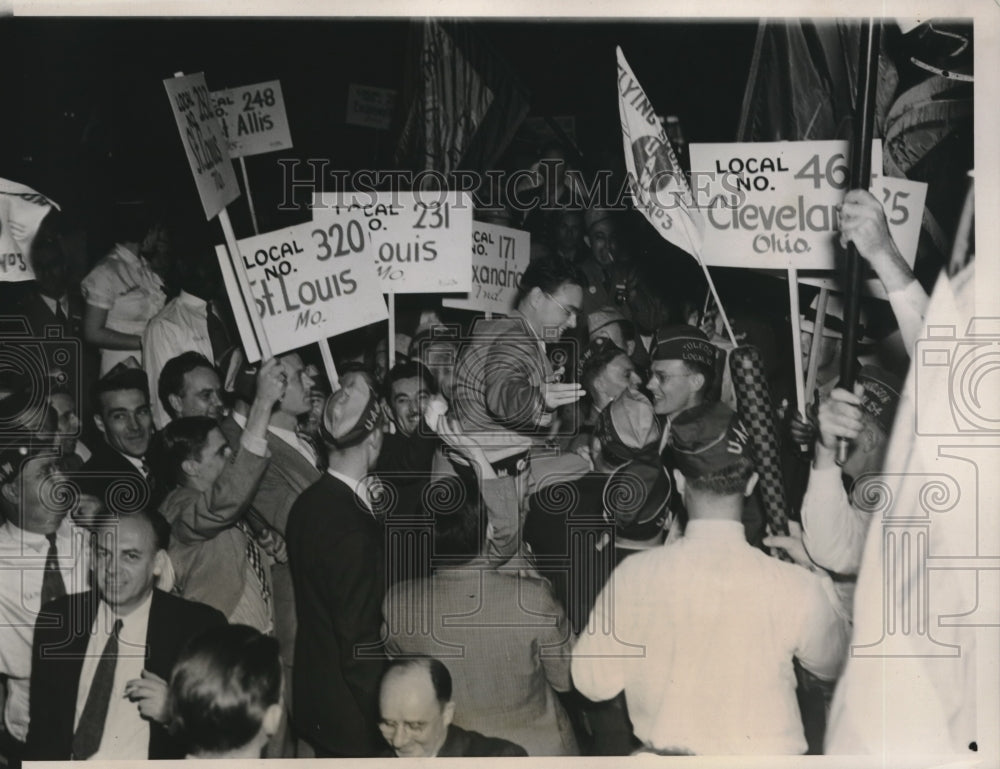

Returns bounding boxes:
[572,401,848,755]
[0,399,91,763]
[25,509,225,761]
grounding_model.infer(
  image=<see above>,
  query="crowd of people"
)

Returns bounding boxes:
[0,141,944,761]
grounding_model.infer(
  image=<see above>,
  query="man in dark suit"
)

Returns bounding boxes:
[286,376,386,757]
[378,657,527,758]
[15,210,98,417]
[25,508,226,761]
[80,368,157,510]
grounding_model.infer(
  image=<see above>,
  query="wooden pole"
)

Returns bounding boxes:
[837,18,881,465]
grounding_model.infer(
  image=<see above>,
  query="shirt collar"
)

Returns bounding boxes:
[177,291,207,309]
[683,519,746,543]
[326,468,373,512]
[120,452,147,476]
[101,588,154,631]
[0,518,70,549]
[40,294,67,315]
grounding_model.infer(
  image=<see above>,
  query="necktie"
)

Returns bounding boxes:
[72,618,122,760]
[41,532,67,606]
[206,302,232,365]
[235,520,270,606]
[54,299,67,325]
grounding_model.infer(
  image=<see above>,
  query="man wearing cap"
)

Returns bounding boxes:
[572,401,849,755]
[793,367,902,578]
[286,376,388,757]
[646,324,719,438]
[0,396,91,763]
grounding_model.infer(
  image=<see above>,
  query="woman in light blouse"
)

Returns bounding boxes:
[81,208,172,375]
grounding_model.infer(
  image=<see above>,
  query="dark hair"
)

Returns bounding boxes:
[424,476,484,568]
[383,656,453,705]
[514,257,587,307]
[168,624,281,756]
[384,361,437,401]
[580,343,629,401]
[92,368,150,417]
[685,455,756,496]
[159,352,217,420]
[154,416,218,489]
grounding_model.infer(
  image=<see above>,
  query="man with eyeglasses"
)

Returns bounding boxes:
[648,325,764,546]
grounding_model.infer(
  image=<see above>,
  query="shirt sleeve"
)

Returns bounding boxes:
[484,339,546,429]
[571,571,628,702]
[801,465,871,575]
[792,570,850,681]
[80,262,118,310]
[886,279,929,354]
[166,445,269,543]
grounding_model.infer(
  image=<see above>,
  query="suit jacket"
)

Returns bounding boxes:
[451,313,555,437]
[159,439,269,618]
[25,588,226,760]
[220,417,321,536]
[378,724,529,757]
[383,567,577,756]
[78,440,159,512]
[286,472,386,757]
[220,416,320,672]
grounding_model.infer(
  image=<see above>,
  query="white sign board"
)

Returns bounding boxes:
[688,140,925,270]
[443,222,529,315]
[211,80,293,158]
[163,72,240,220]
[346,84,397,130]
[313,191,473,294]
[0,179,58,283]
[216,219,388,362]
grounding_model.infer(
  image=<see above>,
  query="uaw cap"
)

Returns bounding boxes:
[800,293,871,342]
[587,305,627,338]
[857,365,903,434]
[602,459,672,541]
[669,401,752,480]
[320,377,382,449]
[594,389,661,466]
[651,324,717,368]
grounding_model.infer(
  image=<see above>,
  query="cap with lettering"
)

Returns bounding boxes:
[320,377,382,449]
[651,324,717,368]
[857,365,902,434]
[669,401,752,479]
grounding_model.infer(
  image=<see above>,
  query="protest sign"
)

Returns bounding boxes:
[443,222,528,315]
[0,179,59,283]
[211,80,293,158]
[313,191,473,293]
[345,84,397,130]
[215,218,388,362]
[688,140,926,270]
[163,72,240,219]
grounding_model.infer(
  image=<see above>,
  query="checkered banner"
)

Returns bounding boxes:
[729,345,792,557]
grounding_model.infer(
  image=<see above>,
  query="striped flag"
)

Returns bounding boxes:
[616,47,704,259]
